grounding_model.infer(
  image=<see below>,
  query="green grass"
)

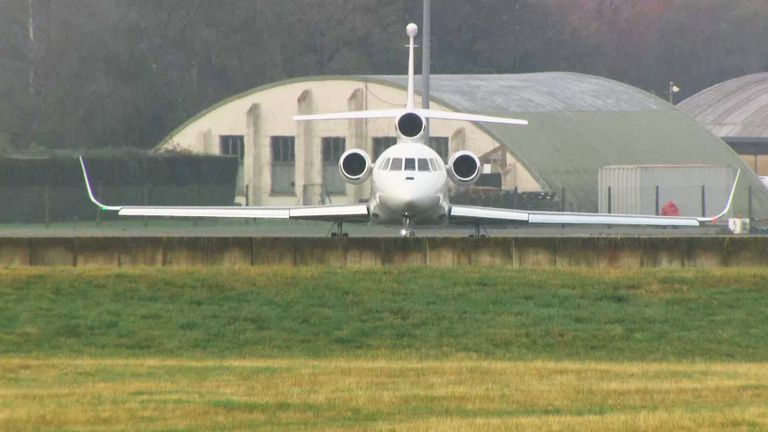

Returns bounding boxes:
[1,267,767,361]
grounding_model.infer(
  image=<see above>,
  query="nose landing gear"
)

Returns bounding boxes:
[400,217,415,237]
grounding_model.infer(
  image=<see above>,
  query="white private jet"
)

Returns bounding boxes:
[79,23,739,237]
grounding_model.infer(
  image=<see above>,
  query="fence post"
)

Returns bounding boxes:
[607,186,612,214]
[748,185,753,222]
[143,184,150,228]
[701,185,706,217]
[655,185,660,215]
[43,184,51,227]
[513,186,518,209]
[193,184,199,227]
[561,186,566,212]
[245,184,250,225]
[96,184,102,224]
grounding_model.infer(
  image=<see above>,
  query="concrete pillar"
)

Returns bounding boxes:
[297,89,321,205]
[245,103,262,205]
[348,88,368,202]
[201,128,215,154]
[451,127,466,153]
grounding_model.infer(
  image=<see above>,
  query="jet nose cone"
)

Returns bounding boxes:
[379,194,407,213]
[379,193,439,216]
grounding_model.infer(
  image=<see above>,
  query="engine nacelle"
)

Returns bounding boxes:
[338,149,372,185]
[395,112,425,139]
[447,151,481,186]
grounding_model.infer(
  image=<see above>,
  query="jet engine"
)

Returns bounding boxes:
[338,149,372,184]
[395,112,425,139]
[447,151,481,186]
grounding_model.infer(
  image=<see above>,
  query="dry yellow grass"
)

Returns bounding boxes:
[1,358,767,431]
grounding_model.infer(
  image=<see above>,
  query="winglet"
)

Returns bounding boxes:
[697,169,740,223]
[79,156,120,211]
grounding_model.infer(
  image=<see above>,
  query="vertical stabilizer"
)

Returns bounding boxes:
[406,23,418,109]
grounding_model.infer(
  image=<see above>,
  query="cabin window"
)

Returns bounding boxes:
[322,137,346,194]
[389,158,403,171]
[418,158,430,172]
[271,136,295,194]
[404,158,416,171]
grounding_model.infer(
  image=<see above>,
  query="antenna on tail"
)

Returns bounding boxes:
[406,23,418,109]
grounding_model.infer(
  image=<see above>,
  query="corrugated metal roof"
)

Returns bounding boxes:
[678,72,768,141]
[372,73,666,113]
[368,74,765,214]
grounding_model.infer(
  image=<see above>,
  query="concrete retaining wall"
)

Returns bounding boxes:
[0,237,766,268]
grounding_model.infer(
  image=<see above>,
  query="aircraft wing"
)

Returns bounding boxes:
[450,170,740,227]
[114,204,369,221]
[450,205,702,227]
[79,157,369,221]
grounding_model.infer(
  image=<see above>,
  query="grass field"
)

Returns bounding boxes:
[2,358,767,431]
[1,267,767,430]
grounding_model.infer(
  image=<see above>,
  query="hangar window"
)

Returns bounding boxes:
[220,135,245,163]
[271,136,295,195]
[373,137,397,160]
[322,137,346,195]
[429,137,449,163]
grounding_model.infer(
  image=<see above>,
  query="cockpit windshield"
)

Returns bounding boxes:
[387,157,439,173]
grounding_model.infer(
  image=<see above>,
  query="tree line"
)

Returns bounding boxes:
[0,0,766,154]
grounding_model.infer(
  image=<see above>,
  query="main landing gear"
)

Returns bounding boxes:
[469,222,488,238]
[328,220,348,238]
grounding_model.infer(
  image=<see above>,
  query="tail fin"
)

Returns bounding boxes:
[292,23,528,128]
[406,23,419,109]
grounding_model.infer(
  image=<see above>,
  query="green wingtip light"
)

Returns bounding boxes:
[101,207,107,213]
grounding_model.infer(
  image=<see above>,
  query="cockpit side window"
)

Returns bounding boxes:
[380,158,390,170]
[428,158,438,171]
[389,158,403,171]
[418,158,430,172]
[404,158,416,171]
